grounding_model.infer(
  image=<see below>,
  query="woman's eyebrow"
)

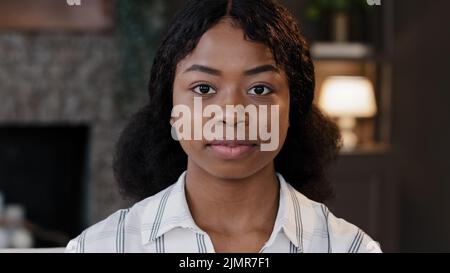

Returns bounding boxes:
[244,64,280,76]
[183,64,280,76]
[184,64,221,75]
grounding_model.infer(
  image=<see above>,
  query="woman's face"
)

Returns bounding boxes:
[172,19,290,179]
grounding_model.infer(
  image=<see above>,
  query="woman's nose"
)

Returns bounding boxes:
[215,86,247,126]
[217,85,246,107]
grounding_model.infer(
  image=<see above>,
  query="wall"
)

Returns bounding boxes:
[393,0,450,251]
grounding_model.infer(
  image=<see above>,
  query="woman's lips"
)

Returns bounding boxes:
[206,140,257,159]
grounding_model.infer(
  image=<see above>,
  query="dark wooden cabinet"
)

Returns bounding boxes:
[325,150,399,252]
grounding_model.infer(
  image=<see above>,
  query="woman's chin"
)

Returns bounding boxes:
[200,161,268,181]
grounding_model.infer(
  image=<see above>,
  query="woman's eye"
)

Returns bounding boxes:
[248,85,272,95]
[191,84,216,95]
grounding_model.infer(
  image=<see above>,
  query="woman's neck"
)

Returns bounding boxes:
[184,160,279,236]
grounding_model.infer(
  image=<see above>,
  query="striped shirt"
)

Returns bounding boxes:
[65,171,382,253]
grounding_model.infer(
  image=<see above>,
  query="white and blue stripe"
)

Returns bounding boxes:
[66,171,382,253]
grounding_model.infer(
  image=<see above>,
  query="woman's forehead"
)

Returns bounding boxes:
[176,20,277,74]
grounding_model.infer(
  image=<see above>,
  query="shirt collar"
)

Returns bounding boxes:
[276,172,313,252]
[140,171,203,245]
[140,171,312,250]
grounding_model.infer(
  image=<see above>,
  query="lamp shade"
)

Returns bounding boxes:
[318,76,377,118]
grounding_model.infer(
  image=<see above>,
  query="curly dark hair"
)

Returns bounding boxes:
[113,0,342,203]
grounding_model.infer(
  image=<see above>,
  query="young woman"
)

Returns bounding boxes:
[66,0,381,253]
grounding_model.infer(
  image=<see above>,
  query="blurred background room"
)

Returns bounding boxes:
[0,0,449,252]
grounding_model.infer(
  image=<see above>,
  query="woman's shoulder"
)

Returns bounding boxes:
[65,185,175,253]
[283,182,382,253]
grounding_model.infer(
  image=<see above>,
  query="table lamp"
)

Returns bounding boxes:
[318,76,377,150]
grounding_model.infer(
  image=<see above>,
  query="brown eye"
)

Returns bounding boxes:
[192,84,216,95]
[248,85,272,95]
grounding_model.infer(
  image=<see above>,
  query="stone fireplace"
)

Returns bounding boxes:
[0,33,133,245]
